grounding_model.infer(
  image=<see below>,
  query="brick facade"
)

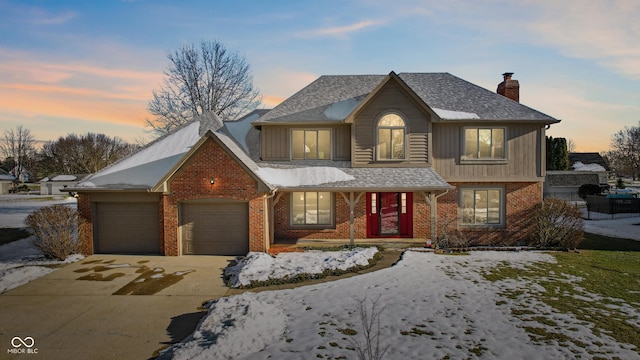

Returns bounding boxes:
[77,193,93,255]
[273,192,367,240]
[162,137,267,255]
[273,191,432,242]
[437,182,542,246]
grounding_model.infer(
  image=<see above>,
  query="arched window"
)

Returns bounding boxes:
[377,113,406,160]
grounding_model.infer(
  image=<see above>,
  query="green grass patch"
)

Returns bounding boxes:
[579,232,640,251]
[0,227,31,245]
[482,250,640,351]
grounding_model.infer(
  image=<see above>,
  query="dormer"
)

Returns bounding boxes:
[346,72,433,167]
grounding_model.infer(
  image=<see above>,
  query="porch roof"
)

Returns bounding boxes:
[256,162,452,192]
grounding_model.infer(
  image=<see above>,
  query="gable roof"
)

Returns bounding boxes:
[254,72,559,124]
[569,152,610,172]
[74,112,273,192]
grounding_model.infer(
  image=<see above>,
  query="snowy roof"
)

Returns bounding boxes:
[77,122,202,189]
[0,168,15,181]
[255,72,559,124]
[572,161,607,172]
[40,174,91,182]
[569,152,610,172]
[257,162,451,191]
[225,109,268,160]
[75,113,272,191]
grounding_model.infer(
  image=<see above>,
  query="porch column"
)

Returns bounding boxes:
[339,192,364,246]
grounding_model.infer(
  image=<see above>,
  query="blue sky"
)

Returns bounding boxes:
[1,0,638,152]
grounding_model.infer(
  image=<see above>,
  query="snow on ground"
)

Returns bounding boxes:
[0,195,77,228]
[165,251,640,360]
[0,235,83,293]
[584,216,640,241]
[224,247,379,288]
[0,195,82,293]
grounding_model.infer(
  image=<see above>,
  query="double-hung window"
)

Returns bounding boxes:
[291,192,332,226]
[292,130,331,160]
[464,127,505,160]
[460,188,503,226]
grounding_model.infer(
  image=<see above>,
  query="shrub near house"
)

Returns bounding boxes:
[69,71,560,255]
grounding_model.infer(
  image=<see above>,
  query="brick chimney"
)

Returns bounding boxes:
[497,72,519,102]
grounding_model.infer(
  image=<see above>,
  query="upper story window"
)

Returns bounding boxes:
[463,127,505,160]
[292,129,331,160]
[377,113,406,160]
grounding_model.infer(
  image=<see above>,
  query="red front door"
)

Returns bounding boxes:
[366,192,412,237]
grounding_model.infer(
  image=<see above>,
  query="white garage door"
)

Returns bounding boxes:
[95,202,160,254]
[181,202,249,255]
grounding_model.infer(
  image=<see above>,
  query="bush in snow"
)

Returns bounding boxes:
[578,183,601,200]
[434,213,469,250]
[529,198,584,250]
[25,204,85,260]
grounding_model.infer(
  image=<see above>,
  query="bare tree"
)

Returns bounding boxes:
[35,133,137,177]
[0,125,35,180]
[606,121,640,180]
[566,138,576,153]
[146,40,262,136]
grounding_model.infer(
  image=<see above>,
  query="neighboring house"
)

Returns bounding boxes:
[0,168,16,195]
[544,152,610,201]
[569,152,610,184]
[70,71,559,256]
[39,174,91,195]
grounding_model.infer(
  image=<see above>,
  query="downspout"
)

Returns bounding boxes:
[424,189,450,244]
[263,188,278,253]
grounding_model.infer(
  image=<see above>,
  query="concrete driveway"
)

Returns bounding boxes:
[0,254,236,359]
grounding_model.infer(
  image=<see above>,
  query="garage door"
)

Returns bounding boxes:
[181,202,249,255]
[95,202,160,254]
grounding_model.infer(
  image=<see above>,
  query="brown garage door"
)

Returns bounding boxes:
[181,202,249,255]
[95,202,160,254]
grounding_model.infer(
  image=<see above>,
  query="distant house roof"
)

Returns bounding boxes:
[40,174,91,182]
[0,168,15,181]
[546,172,600,187]
[569,152,610,172]
[255,72,559,124]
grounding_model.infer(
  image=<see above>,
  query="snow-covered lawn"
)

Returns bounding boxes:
[0,195,82,293]
[583,216,640,241]
[162,251,640,359]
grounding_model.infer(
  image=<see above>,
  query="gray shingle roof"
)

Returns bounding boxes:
[257,161,451,191]
[255,72,558,123]
[568,152,610,171]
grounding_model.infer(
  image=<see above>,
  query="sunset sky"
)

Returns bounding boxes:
[1,0,638,152]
